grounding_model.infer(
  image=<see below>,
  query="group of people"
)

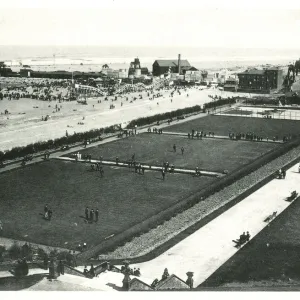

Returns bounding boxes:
[149,127,163,134]
[229,132,264,142]
[238,231,251,244]
[276,168,286,179]
[90,163,104,177]
[44,205,53,221]
[85,207,99,223]
[188,130,214,139]
[172,144,185,155]
[83,264,95,278]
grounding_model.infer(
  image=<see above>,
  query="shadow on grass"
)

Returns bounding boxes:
[0,274,47,291]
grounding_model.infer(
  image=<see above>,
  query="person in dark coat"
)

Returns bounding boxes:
[95,209,99,222]
[89,264,95,278]
[48,209,52,221]
[85,207,89,220]
[90,209,94,222]
[59,260,64,275]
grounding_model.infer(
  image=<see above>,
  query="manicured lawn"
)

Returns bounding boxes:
[165,115,300,140]
[201,198,300,287]
[0,127,279,250]
[75,134,277,173]
[0,160,214,249]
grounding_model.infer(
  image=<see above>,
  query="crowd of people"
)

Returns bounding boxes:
[188,130,215,139]
[84,207,99,223]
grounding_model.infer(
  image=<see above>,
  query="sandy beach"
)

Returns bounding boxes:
[0,88,257,151]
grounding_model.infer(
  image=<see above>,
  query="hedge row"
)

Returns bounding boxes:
[77,137,300,262]
[203,98,236,110]
[0,125,119,162]
[244,98,279,106]
[126,105,202,128]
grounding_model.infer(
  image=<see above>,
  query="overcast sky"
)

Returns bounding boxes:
[0,0,299,49]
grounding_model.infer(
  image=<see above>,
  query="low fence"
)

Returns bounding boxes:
[217,106,300,121]
[77,136,300,263]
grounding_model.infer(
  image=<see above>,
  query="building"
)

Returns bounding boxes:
[237,67,284,93]
[224,77,238,92]
[184,68,202,82]
[152,55,191,76]
[128,58,149,78]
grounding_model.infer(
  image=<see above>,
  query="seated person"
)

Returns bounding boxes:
[291,190,297,197]
[83,266,89,275]
[246,231,250,242]
[151,278,159,288]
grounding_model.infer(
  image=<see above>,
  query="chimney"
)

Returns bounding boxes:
[178,54,181,75]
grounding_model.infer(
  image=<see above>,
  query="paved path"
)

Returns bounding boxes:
[117,163,300,287]
[158,131,283,144]
[55,156,223,178]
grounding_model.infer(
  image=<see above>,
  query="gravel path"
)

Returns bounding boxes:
[98,144,300,260]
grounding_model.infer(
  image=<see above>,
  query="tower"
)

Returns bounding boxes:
[178,54,181,75]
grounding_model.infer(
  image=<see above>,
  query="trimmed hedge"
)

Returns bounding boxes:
[126,105,202,128]
[1,105,204,162]
[244,98,279,106]
[0,125,118,162]
[203,98,236,110]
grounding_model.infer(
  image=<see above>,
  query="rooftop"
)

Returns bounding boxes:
[153,59,190,67]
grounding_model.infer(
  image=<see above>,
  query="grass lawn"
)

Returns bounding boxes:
[165,115,300,140]
[0,131,278,250]
[0,160,214,249]
[201,198,300,288]
[75,134,277,173]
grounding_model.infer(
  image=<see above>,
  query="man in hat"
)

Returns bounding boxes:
[162,268,169,281]
[90,209,94,223]
[85,207,89,220]
[186,272,194,289]
[95,209,99,222]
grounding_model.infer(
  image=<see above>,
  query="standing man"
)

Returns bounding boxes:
[90,209,94,223]
[85,207,89,221]
[48,209,53,221]
[162,169,165,181]
[173,144,176,152]
[95,209,99,222]
[181,147,184,155]
[59,260,64,275]
[44,204,48,217]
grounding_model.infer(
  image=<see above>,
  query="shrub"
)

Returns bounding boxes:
[203,98,236,110]
[126,105,202,128]
[21,243,33,261]
[37,248,48,260]
[8,243,22,260]
[0,245,6,262]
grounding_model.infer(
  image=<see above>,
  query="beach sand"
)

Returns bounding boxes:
[0,88,256,151]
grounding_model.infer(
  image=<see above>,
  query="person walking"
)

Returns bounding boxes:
[95,209,99,222]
